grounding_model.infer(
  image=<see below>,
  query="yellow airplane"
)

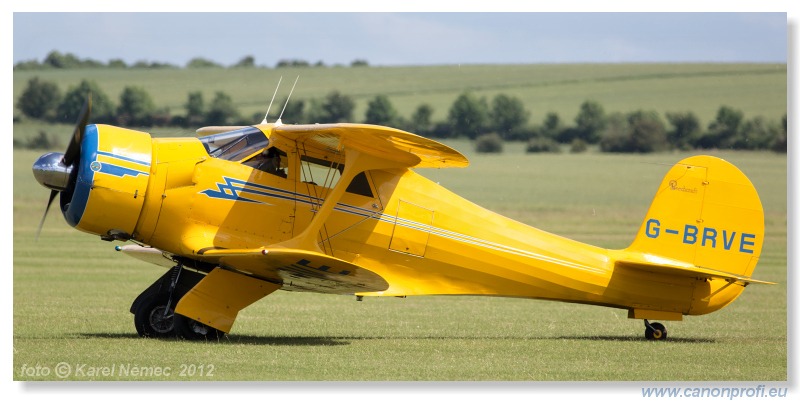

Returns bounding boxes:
[32,94,772,341]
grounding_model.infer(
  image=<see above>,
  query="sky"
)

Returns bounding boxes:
[10,11,789,68]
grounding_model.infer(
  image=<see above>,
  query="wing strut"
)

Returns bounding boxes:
[278,148,406,253]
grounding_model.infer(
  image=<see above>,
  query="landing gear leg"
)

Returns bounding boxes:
[644,319,668,341]
[133,263,183,338]
[131,263,205,339]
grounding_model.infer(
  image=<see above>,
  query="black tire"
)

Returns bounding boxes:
[645,322,668,340]
[174,314,225,341]
[134,293,176,338]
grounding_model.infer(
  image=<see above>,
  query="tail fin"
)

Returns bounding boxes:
[625,155,764,279]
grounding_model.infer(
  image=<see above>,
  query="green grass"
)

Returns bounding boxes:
[13,144,787,381]
[13,63,787,126]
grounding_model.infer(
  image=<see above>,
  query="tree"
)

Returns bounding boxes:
[526,137,561,153]
[186,57,222,68]
[183,91,205,127]
[42,50,102,69]
[17,77,62,120]
[540,112,563,139]
[273,96,305,124]
[232,56,255,68]
[276,59,310,68]
[364,95,398,126]
[21,131,61,150]
[600,110,667,153]
[448,92,489,139]
[490,94,529,140]
[108,58,128,68]
[57,80,115,124]
[665,111,701,150]
[597,112,628,151]
[771,114,787,153]
[569,100,606,144]
[694,105,743,149]
[410,104,434,135]
[43,50,79,68]
[733,116,781,150]
[307,91,355,123]
[117,86,156,126]
[14,59,42,70]
[205,91,240,125]
[475,133,504,153]
[625,110,667,152]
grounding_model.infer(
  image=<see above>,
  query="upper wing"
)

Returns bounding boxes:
[200,247,390,294]
[270,123,469,169]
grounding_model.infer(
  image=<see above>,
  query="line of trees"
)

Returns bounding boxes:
[15,76,787,154]
[13,51,370,70]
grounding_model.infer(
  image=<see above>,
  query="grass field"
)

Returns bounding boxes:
[12,142,787,381]
[12,63,787,127]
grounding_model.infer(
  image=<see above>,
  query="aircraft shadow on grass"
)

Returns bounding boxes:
[77,333,717,346]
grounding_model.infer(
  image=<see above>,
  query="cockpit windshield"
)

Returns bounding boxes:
[199,127,269,161]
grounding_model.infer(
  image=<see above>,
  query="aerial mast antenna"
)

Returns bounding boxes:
[261,76,283,124]
[275,76,299,126]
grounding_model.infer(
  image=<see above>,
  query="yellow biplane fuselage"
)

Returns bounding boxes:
[34,116,768,340]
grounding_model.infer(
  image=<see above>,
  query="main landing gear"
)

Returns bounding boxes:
[131,263,225,341]
[643,319,667,340]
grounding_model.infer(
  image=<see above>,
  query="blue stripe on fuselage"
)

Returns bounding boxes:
[95,162,149,178]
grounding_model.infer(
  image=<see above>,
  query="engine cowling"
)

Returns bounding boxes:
[60,124,153,240]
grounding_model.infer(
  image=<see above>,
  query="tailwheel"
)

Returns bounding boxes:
[134,293,176,338]
[644,320,668,341]
[174,314,225,341]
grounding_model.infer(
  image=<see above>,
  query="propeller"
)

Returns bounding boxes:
[63,93,92,166]
[35,190,59,241]
[33,93,92,240]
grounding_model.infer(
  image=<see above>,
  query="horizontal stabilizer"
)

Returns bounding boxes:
[616,258,775,286]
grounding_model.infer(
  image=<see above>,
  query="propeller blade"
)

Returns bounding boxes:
[62,93,92,166]
[35,189,59,241]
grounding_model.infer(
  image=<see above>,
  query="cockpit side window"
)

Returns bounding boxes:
[244,147,288,178]
[199,127,268,161]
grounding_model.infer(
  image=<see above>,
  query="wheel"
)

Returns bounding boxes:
[134,293,176,338]
[174,314,225,341]
[645,322,668,340]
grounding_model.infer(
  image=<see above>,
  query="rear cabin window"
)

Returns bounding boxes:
[300,155,373,198]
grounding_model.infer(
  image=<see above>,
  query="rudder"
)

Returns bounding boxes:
[626,155,764,278]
